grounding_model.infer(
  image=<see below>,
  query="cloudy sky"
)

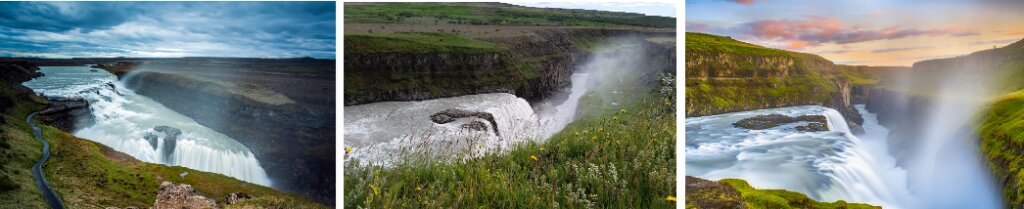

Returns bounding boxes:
[0,2,335,59]
[687,0,1024,66]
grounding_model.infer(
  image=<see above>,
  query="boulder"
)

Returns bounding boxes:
[733,114,828,131]
[154,126,182,164]
[430,109,500,136]
[224,192,254,205]
[153,182,218,209]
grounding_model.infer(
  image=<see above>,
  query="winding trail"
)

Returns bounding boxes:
[27,112,65,209]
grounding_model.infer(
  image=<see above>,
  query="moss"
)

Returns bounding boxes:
[718,178,880,209]
[345,32,505,54]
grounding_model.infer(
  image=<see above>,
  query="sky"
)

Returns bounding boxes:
[686,0,1024,66]
[0,2,335,59]
[510,2,677,18]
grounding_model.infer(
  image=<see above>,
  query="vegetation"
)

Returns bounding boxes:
[721,178,879,209]
[685,32,792,57]
[345,32,505,54]
[344,2,674,28]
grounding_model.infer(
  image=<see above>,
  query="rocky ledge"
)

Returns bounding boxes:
[733,114,829,132]
[430,109,500,136]
[107,182,262,209]
[36,97,93,132]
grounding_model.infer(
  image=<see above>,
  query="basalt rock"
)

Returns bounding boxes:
[36,97,93,132]
[224,192,253,205]
[685,176,745,209]
[154,126,181,164]
[431,109,500,136]
[153,182,218,209]
[733,114,828,131]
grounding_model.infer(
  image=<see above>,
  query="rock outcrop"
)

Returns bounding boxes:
[36,97,93,132]
[430,109,500,135]
[153,182,218,209]
[154,126,181,164]
[733,114,828,131]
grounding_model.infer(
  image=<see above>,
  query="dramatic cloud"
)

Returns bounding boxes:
[689,16,979,50]
[0,2,335,58]
[870,46,934,53]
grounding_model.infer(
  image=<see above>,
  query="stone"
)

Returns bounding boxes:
[430,109,500,136]
[225,192,254,205]
[153,181,218,209]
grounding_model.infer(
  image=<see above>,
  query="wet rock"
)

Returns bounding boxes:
[430,109,500,136]
[37,97,94,132]
[224,192,253,205]
[144,133,159,150]
[733,114,828,131]
[848,122,865,135]
[154,126,181,164]
[460,120,489,131]
[153,181,218,209]
[795,122,828,132]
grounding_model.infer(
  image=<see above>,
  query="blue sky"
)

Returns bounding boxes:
[510,2,676,18]
[687,0,1024,66]
[0,2,335,59]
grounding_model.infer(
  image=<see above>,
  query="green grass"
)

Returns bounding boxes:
[685,32,792,57]
[344,2,674,28]
[345,32,505,54]
[718,179,879,209]
[979,90,1024,208]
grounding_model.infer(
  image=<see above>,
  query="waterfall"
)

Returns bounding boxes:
[24,66,272,186]
[686,105,913,208]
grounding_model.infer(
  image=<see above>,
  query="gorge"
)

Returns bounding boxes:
[685,32,1024,208]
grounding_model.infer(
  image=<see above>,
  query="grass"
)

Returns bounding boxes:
[979,89,1024,208]
[718,179,879,209]
[685,32,793,57]
[344,2,674,28]
[345,32,505,54]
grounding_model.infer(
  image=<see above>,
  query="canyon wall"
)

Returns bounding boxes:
[685,33,863,127]
[344,28,674,106]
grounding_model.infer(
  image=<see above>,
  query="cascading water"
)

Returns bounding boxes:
[24,66,272,186]
[686,105,914,208]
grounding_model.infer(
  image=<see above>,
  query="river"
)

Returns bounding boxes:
[23,65,272,186]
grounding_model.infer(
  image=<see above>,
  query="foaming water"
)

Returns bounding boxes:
[686,105,913,208]
[345,73,594,166]
[24,66,272,186]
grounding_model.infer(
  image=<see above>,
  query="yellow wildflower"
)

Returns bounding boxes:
[530,155,539,161]
[583,130,589,135]
[619,108,627,113]
[597,128,604,132]
[612,116,618,120]
[416,186,422,191]
[574,131,580,136]
[664,97,671,105]
[369,184,380,195]
[666,195,677,202]
[539,147,546,151]
[591,136,597,140]
[345,147,353,155]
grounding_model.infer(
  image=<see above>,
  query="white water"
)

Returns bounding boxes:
[344,73,592,166]
[24,66,272,186]
[686,105,914,208]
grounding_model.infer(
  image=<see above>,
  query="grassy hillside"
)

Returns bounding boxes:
[0,61,325,208]
[685,176,880,209]
[344,2,674,28]
[975,39,1024,208]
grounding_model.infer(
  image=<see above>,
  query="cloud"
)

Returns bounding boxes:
[0,2,335,59]
[870,46,934,53]
[690,16,980,50]
[729,0,757,5]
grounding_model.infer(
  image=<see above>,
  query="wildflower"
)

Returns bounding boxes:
[583,130,589,135]
[539,147,546,151]
[612,116,618,120]
[619,108,627,113]
[416,186,422,191]
[345,147,353,155]
[530,155,539,161]
[666,195,677,202]
[369,183,380,195]
[597,128,604,132]
[574,131,580,136]
[664,97,672,105]
[590,136,597,141]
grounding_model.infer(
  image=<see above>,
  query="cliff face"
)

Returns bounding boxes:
[343,28,674,106]
[684,33,862,126]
